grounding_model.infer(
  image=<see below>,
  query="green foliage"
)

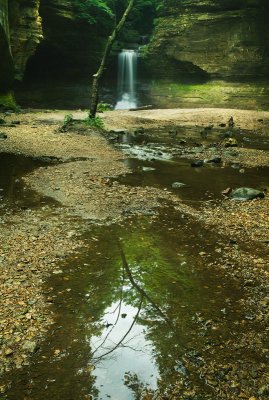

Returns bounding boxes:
[85,116,104,129]
[74,0,114,26]
[59,113,74,132]
[0,92,19,111]
[97,102,113,112]
[64,113,74,124]
[74,0,159,37]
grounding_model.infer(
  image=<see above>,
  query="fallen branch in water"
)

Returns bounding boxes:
[118,240,174,329]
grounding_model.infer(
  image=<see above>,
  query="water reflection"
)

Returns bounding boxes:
[91,301,158,400]
[2,212,247,399]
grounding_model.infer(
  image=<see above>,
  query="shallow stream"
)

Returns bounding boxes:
[1,128,268,399]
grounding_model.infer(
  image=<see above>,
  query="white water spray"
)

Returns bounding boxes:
[115,49,137,110]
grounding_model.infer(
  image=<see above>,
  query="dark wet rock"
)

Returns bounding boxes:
[224,138,238,148]
[0,133,7,139]
[205,157,222,164]
[230,187,265,201]
[191,160,204,168]
[179,139,187,144]
[11,120,20,125]
[0,118,6,125]
[134,127,145,134]
[219,130,234,139]
[109,129,126,135]
[172,182,186,189]
[219,123,226,127]
[205,124,214,131]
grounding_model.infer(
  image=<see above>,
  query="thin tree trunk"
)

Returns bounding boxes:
[89,0,135,119]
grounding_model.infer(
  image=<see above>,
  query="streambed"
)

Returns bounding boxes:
[0,123,268,399]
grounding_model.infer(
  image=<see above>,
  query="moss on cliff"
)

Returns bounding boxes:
[0,92,18,110]
[146,79,269,110]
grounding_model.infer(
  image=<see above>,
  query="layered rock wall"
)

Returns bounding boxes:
[9,0,43,80]
[145,0,269,81]
[0,0,13,90]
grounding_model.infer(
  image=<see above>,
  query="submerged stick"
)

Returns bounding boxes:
[118,240,174,329]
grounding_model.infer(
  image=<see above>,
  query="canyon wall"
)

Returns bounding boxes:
[144,0,269,81]
[0,0,13,90]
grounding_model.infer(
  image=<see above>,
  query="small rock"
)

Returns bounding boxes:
[205,157,222,164]
[191,160,204,168]
[172,182,186,189]
[134,127,144,134]
[0,133,7,139]
[229,187,265,201]
[22,340,38,353]
[222,187,232,196]
[224,138,238,148]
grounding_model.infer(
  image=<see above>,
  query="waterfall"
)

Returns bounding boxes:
[115,49,137,110]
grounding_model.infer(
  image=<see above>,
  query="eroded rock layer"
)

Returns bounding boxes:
[9,0,43,80]
[0,0,13,90]
[145,0,269,80]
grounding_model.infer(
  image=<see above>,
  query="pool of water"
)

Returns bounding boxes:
[3,212,249,399]
[1,131,268,399]
[0,153,53,211]
[115,129,269,204]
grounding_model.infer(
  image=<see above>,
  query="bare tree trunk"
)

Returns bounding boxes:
[89,0,135,119]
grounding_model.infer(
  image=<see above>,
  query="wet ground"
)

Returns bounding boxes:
[0,153,51,211]
[0,124,269,399]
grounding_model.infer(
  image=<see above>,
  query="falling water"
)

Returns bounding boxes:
[115,49,137,110]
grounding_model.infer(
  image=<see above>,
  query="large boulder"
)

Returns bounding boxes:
[230,187,265,200]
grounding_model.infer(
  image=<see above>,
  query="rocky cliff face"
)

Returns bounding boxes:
[144,0,269,81]
[0,0,13,90]
[9,0,43,80]
[26,0,103,79]
[0,0,103,91]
